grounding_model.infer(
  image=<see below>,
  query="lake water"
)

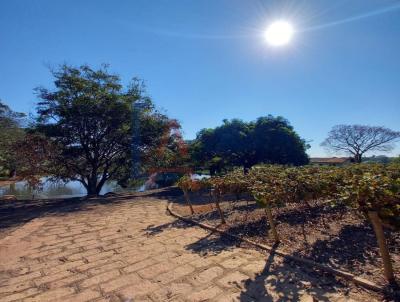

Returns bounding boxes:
[0,173,208,200]
[0,179,134,200]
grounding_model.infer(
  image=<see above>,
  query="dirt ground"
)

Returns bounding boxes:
[172,191,400,292]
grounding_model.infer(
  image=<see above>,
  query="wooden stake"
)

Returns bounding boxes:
[265,204,280,243]
[183,189,194,215]
[368,211,396,284]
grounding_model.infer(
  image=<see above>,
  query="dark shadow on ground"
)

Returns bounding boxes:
[142,219,189,236]
[274,202,348,227]
[142,216,240,256]
[297,223,378,271]
[184,228,241,256]
[0,186,180,238]
[239,245,354,302]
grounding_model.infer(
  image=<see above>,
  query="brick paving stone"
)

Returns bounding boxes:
[1,288,39,302]
[4,271,42,285]
[87,261,125,276]
[0,280,34,294]
[240,260,267,275]
[48,272,87,288]
[155,264,195,284]
[45,259,86,273]
[84,250,116,262]
[217,271,250,289]
[99,273,142,293]
[150,282,193,301]
[191,266,225,285]
[34,270,76,286]
[186,286,223,302]
[220,255,249,269]
[68,248,101,261]
[170,253,201,265]
[24,287,75,302]
[0,195,378,302]
[75,258,112,273]
[80,270,120,288]
[151,251,178,262]
[62,289,101,302]
[122,257,158,274]
[115,279,160,300]
[137,261,176,279]
[188,257,215,269]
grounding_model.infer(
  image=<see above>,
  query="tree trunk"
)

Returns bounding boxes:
[96,175,108,195]
[8,168,16,178]
[210,167,216,176]
[265,205,280,243]
[214,192,226,224]
[87,178,98,196]
[368,211,396,284]
[235,193,241,202]
[183,189,194,215]
[87,185,97,196]
[243,163,252,175]
[355,153,362,163]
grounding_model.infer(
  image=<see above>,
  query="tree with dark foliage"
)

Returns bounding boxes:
[32,64,180,195]
[321,125,400,163]
[190,115,309,174]
[0,99,26,177]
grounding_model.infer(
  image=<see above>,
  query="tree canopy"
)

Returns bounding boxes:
[321,124,400,163]
[0,99,26,177]
[25,64,184,195]
[190,115,309,174]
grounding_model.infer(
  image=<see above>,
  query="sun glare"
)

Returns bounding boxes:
[265,20,294,47]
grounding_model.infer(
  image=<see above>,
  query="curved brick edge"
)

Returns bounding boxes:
[166,202,385,293]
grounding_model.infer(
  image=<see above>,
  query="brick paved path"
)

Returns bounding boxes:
[0,195,375,301]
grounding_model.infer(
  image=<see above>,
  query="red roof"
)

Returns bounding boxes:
[310,157,352,164]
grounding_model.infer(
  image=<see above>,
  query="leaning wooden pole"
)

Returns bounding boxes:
[368,211,396,284]
[265,204,280,244]
[183,189,195,215]
[213,190,226,224]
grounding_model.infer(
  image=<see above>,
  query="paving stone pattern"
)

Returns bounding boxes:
[0,196,375,301]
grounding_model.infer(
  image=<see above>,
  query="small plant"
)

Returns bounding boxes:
[248,165,288,243]
[339,164,400,284]
[177,175,195,215]
[190,163,399,285]
[210,176,229,224]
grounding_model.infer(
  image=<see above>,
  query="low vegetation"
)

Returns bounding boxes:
[177,163,400,285]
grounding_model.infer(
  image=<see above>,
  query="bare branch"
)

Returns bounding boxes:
[321,125,400,163]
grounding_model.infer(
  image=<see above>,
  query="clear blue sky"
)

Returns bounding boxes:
[1,0,399,157]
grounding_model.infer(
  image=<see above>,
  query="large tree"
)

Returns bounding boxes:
[0,100,26,177]
[31,64,179,195]
[190,115,309,174]
[321,125,400,163]
[252,116,309,166]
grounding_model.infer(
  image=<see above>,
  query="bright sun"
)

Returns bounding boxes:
[265,20,294,47]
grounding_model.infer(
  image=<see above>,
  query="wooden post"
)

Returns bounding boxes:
[265,204,280,243]
[183,189,194,215]
[213,190,226,224]
[368,211,395,284]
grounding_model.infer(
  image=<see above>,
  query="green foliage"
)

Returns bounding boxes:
[31,64,181,195]
[208,163,399,230]
[339,163,400,228]
[392,156,400,164]
[177,175,210,193]
[222,169,250,200]
[190,115,309,174]
[0,99,26,177]
[248,165,288,208]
